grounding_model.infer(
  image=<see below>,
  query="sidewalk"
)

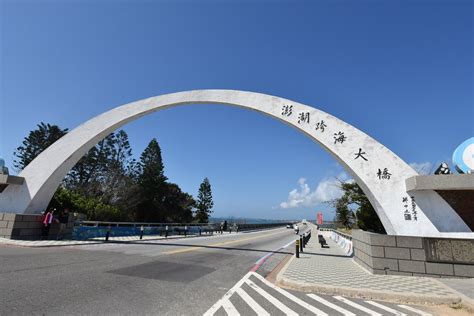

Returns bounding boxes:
[0,235,168,247]
[276,225,472,307]
[0,230,257,248]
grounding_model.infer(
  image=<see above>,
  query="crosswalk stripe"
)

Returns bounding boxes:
[333,296,382,316]
[245,279,298,315]
[221,299,240,316]
[235,288,270,316]
[366,301,407,315]
[204,272,253,316]
[251,272,328,316]
[205,270,430,316]
[398,304,432,316]
[307,294,356,316]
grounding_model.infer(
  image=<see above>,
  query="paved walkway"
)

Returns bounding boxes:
[0,231,245,248]
[0,234,203,247]
[277,225,466,306]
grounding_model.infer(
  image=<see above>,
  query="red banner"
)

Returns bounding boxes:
[317,212,323,225]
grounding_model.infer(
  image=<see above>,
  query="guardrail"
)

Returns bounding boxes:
[330,231,353,256]
[318,228,353,256]
[73,221,292,240]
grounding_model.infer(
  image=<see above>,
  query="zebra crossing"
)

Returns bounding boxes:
[204,272,432,316]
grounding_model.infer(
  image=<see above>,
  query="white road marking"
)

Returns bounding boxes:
[204,271,418,316]
[252,272,328,316]
[203,272,253,316]
[334,296,382,316]
[245,279,298,315]
[235,287,269,316]
[398,304,432,316]
[366,301,407,315]
[251,238,296,271]
[307,294,356,316]
[221,299,240,316]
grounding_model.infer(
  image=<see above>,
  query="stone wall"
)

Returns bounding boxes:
[0,213,73,240]
[352,229,474,278]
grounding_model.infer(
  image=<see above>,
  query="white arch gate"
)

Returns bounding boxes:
[0,90,470,237]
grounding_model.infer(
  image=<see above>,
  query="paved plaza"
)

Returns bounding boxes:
[278,225,471,306]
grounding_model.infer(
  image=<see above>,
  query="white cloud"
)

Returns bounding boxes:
[279,174,349,209]
[409,162,433,175]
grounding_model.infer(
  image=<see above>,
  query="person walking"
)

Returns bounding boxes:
[56,208,69,240]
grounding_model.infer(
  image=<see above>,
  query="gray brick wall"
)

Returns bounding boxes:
[352,229,474,278]
[0,212,73,240]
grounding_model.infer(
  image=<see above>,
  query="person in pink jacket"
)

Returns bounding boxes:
[41,208,56,239]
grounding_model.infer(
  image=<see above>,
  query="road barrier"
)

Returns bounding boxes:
[329,230,353,256]
[303,230,311,246]
[295,239,300,258]
[73,221,293,240]
[295,229,312,258]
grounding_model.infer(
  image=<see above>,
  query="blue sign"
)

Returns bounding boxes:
[452,137,474,174]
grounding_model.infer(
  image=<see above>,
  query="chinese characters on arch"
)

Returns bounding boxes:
[402,196,417,221]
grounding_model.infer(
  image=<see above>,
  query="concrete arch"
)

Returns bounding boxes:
[0,90,470,237]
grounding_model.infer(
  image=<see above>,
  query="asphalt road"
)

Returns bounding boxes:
[0,226,302,315]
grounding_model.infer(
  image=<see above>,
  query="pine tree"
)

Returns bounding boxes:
[14,122,68,170]
[195,177,214,223]
[136,138,168,221]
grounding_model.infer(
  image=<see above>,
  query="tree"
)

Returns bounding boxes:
[162,183,195,223]
[13,122,68,170]
[49,187,127,221]
[65,130,140,211]
[14,123,198,223]
[332,181,385,234]
[195,177,214,223]
[135,138,168,221]
[334,195,354,229]
[65,133,114,197]
[99,130,139,207]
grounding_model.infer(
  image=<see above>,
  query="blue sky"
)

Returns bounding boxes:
[1,0,472,221]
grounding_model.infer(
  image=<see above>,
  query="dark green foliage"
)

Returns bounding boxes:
[135,138,168,222]
[162,183,195,223]
[138,138,167,191]
[65,130,140,218]
[333,182,386,234]
[49,187,128,221]
[355,200,386,234]
[15,124,200,223]
[13,122,68,170]
[195,178,214,223]
[334,195,354,229]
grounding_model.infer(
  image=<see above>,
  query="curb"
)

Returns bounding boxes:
[276,275,461,305]
[431,278,474,312]
[0,234,201,248]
